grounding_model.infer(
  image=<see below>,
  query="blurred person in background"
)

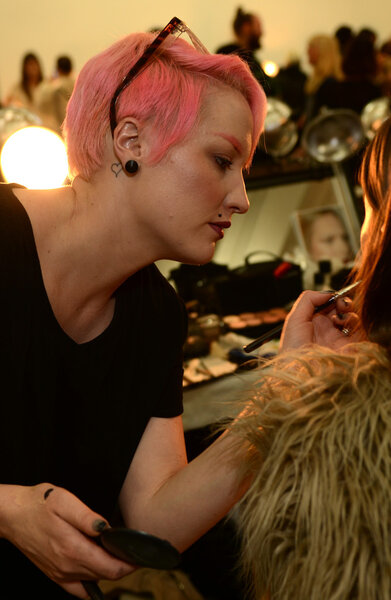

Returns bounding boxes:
[335,24,354,58]
[36,55,76,134]
[376,39,391,97]
[4,51,44,114]
[52,55,76,130]
[274,54,308,119]
[313,30,382,115]
[303,34,343,121]
[216,6,274,96]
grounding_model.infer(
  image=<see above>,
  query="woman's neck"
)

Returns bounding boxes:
[14,182,150,343]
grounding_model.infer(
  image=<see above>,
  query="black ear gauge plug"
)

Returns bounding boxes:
[124,159,139,174]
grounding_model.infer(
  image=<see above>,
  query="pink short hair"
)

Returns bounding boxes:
[64,32,266,180]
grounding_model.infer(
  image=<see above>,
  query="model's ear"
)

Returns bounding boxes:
[113,118,145,165]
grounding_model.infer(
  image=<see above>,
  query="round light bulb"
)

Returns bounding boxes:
[262,60,280,78]
[1,126,68,189]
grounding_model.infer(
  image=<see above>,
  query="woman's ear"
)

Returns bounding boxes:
[113,118,144,165]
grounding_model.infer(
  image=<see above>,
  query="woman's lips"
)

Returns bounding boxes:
[208,221,231,239]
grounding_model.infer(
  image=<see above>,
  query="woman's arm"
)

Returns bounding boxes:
[118,291,362,553]
[118,415,250,552]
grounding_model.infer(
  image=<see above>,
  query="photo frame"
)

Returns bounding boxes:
[291,204,359,265]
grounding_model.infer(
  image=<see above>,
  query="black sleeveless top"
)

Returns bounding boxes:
[0,183,186,597]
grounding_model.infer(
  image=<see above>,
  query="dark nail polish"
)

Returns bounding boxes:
[337,313,346,320]
[43,487,54,500]
[93,519,108,533]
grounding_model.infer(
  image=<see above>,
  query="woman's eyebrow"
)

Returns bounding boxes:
[214,132,243,154]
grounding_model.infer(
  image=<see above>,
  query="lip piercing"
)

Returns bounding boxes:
[342,327,350,336]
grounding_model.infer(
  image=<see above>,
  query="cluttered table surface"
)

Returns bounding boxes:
[181,311,282,432]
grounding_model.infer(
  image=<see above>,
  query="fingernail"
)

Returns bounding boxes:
[43,487,54,500]
[337,313,346,320]
[342,298,349,306]
[93,519,108,533]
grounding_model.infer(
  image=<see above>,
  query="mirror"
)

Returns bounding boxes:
[301,109,365,163]
[361,97,391,139]
[260,98,299,157]
[0,106,41,148]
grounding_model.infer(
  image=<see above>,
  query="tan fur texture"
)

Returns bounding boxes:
[230,342,391,599]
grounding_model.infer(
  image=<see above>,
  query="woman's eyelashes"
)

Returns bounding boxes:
[215,155,233,171]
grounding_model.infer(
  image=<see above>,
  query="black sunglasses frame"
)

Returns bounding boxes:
[109,17,183,135]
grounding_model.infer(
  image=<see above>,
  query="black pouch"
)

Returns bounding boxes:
[214,251,303,315]
[168,262,230,314]
[169,253,303,316]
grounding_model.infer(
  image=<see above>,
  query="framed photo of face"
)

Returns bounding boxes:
[291,205,358,264]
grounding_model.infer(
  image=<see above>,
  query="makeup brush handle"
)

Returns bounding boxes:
[82,581,104,600]
[242,323,284,353]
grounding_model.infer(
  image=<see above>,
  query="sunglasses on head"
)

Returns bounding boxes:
[109,17,209,135]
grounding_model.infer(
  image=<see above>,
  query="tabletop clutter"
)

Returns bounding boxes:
[169,251,354,387]
[169,252,303,387]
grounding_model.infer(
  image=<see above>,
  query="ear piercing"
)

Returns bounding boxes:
[124,159,139,174]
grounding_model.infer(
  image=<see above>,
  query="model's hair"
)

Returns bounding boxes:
[353,117,391,349]
[64,32,266,180]
[229,342,391,599]
[305,35,342,94]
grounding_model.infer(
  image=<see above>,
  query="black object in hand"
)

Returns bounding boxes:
[100,527,181,569]
[82,527,181,598]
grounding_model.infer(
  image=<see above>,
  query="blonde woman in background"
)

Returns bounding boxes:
[304,34,343,121]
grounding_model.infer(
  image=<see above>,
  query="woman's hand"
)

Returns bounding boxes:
[279,290,365,353]
[0,483,134,598]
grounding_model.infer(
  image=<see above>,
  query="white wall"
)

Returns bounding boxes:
[1,0,390,99]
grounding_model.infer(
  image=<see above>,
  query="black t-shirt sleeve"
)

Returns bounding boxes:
[131,264,188,419]
[151,272,187,418]
[151,362,185,418]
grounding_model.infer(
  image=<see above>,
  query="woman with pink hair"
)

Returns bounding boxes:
[0,19,266,599]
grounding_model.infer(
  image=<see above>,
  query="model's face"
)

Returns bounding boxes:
[139,86,253,265]
[308,212,352,262]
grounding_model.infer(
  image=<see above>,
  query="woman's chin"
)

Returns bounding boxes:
[176,246,216,266]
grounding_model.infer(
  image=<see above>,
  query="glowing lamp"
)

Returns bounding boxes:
[262,60,280,78]
[0,126,68,189]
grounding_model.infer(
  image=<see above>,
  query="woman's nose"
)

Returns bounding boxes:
[228,178,250,215]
